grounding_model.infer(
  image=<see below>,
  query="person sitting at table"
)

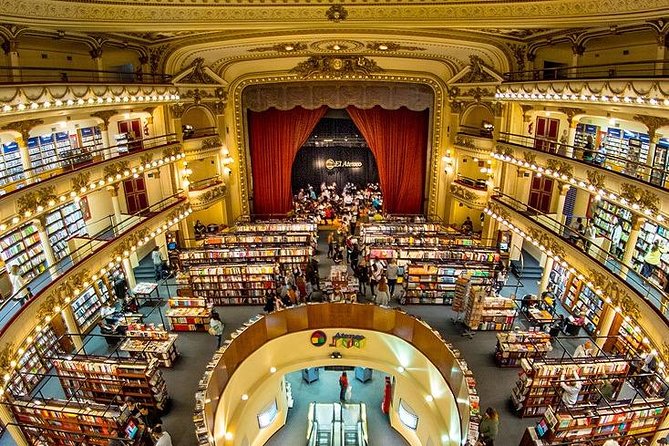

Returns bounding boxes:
[520,294,537,314]
[194,220,206,239]
[549,314,566,337]
[565,311,586,335]
[100,303,121,324]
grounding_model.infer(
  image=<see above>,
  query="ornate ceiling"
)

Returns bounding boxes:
[1,0,667,28]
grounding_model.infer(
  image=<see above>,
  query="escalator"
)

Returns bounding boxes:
[307,402,368,446]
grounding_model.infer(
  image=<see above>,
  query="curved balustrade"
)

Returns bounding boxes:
[0,192,186,334]
[0,66,172,85]
[0,133,179,197]
[194,303,478,446]
[490,191,669,320]
[183,127,219,140]
[497,132,669,192]
[503,60,669,82]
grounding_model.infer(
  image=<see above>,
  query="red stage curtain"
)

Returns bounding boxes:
[248,106,327,215]
[346,106,429,214]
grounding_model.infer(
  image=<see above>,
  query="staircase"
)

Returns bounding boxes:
[510,253,543,281]
[133,255,156,281]
[316,429,331,446]
[344,428,359,446]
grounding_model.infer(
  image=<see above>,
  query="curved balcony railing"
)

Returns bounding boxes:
[0,133,179,197]
[503,60,669,82]
[0,192,186,333]
[182,126,219,140]
[497,132,669,192]
[458,125,493,139]
[0,66,172,85]
[491,191,669,320]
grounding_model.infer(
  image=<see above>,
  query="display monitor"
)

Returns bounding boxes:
[125,419,139,439]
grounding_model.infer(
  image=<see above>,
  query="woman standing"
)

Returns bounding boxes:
[208,312,224,348]
[375,277,391,306]
[478,407,499,446]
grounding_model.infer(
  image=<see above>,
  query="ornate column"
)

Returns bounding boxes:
[90,47,104,80]
[651,21,669,76]
[555,182,571,226]
[122,257,137,290]
[622,215,645,273]
[526,52,537,76]
[558,107,585,158]
[33,216,57,267]
[90,110,117,159]
[538,256,554,296]
[1,119,44,184]
[107,184,123,231]
[570,41,585,78]
[61,305,84,350]
[595,304,617,350]
[170,103,186,142]
[2,38,21,82]
[0,404,27,445]
[634,114,669,181]
[491,102,504,142]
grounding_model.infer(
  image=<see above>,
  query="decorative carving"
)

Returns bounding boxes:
[633,114,669,140]
[201,137,223,150]
[53,270,90,303]
[586,170,606,189]
[486,202,510,222]
[162,146,182,159]
[522,151,536,165]
[490,102,504,117]
[103,161,130,180]
[70,172,91,192]
[179,57,219,84]
[248,42,308,53]
[170,103,186,119]
[2,119,45,142]
[89,46,103,59]
[520,105,533,122]
[90,110,117,131]
[365,42,425,52]
[325,4,348,22]
[620,183,660,214]
[461,55,497,83]
[494,144,514,157]
[148,44,169,74]
[290,56,382,79]
[200,185,227,203]
[462,87,493,102]
[526,227,566,259]
[140,153,154,166]
[449,184,479,203]
[16,186,56,216]
[508,44,526,70]
[557,107,586,125]
[0,343,16,378]
[455,135,477,150]
[546,159,573,178]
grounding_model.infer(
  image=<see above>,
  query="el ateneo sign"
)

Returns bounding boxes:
[325,158,363,170]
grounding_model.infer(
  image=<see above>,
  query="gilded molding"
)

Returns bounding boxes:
[486,202,510,222]
[586,169,606,189]
[190,184,228,211]
[70,173,91,192]
[290,56,383,79]
[325,5,348,23]
[526,227,565,259]
[557,107,585,124]
[1,119,44,141]
[16,186,56,216]
[494,143,514,157]
[545,158,573,178]
[90,110,118,131]
[522,151,536,165]
[103,161,130,180]
[455,135,477,150]
[248,42,308,53]
[633,114,669,140]
[449,183,485,209]
[620,183,660,214]
[588,269,640,321]
[366,42,425,52]
[231,73,445,216]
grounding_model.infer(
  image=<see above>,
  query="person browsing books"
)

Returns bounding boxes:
[559,370,582,407]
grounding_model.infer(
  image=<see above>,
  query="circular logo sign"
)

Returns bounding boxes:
[325,159,336,170]
[310,330,327,347]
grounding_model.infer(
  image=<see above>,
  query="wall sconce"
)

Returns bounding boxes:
[442,150,454,175]
[182,162,192,188]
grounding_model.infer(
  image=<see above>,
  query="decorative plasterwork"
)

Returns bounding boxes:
[325,5,348,22]
[619,183,660,214]
[454,134,492,157]
[496,80,669,110]
[248,43,308,53]
[526,227,566,259]
[290,56,382,79]
[173,58,227,85]
[633,114,669,139]
[557,107,586,124]
[522,151,536,165]
[588,269,640,321]
[366,42,426,52]
[449,183,486,209]
[16,186,56,217]
[485,202,510,222]
[232,75,444,216]
[242,82,433,112]
[494,143,514,157]
[189,184,228,211]
[545,159,573,179]
[5,0,668,27]
[448,55,504,85]
[586,169,606,189]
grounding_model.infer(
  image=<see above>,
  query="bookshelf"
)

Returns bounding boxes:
[464,293,516,331]
[75,126,102,162]
[7,324,67,397]
[559,274,602,335]
[119,323,179,367]
[592,199,632,257]
[204,232,315,247]
[632,219,669,284]
[0,222,47,281]
[70,282,111,334]
[234,222,317,234]
[574,123,599,151]
[45,202,87,261]
[452,275,471,313]
[494,331,552,367]
[166,297,212,331]
[189,264,275,305]
[529,401,667,445]
[53,356,169,410]
[179,247,312,270]
[405,263,492,305]
[10,399,132,446]
[0,141,25,186]
[511,357,630,417]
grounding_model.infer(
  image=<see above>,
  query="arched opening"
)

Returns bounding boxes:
[290,112,380,195]
[182,106,217,138]
[461,104,494,137]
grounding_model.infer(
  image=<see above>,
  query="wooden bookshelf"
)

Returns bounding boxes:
[511,357,630,417]
[477,296,517,331]
[188,264,275,305]
[0,141,25,186]
[166,297,212,331]
[45,202,87,261]
[530,401,667,445]
[180,247,312,270]
[495,331,552,367]
[52,356,169,410]
[559,274,603,335]
[405,263,493,305]
[10,399,139,446]
[119,324,179,367]
[592,199,632,257]
[234,222,317,233]
[0,222,47,281]
[204,232,315,247]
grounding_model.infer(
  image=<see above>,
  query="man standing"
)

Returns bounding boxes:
[152,247,165,281]
[338,372,348,402]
